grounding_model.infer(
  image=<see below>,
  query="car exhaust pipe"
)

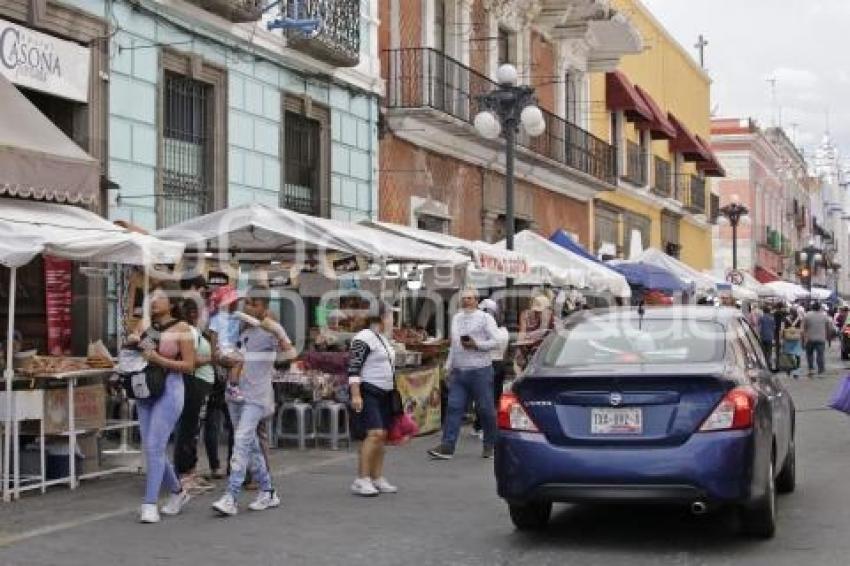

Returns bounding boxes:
[690,501,708,515]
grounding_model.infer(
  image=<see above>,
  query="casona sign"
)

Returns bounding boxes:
[0,18,90,103]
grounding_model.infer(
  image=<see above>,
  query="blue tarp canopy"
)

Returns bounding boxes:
[549,229,601,264]
[607,260,694,293]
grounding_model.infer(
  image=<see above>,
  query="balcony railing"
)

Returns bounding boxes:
[674,174,706,213]
[652,156,672,198]
[284,0,360,67]
[383,48,617,185]
[186,0,263,22]
[709,192,720,224]
[621,140,646,186]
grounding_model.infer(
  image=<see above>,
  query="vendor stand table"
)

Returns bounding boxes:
[0,367,140,499]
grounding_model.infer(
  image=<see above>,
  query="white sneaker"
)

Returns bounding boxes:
[372,477,398,494]
[248,490,281,511]
[351,477,379,497]
[139,503,161,524]
[161,490,191,516]
[212,493,238,516]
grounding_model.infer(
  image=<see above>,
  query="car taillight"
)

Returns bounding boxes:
[699,386,757,432]
[497,392,539,432]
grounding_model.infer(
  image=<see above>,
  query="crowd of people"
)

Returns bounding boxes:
[751,301,842,378]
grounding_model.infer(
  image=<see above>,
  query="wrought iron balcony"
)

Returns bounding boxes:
[674,174,706,214]
[186,0,264,23]
[652,156,672,198]
[383,48,616,186]
[284,0,361,67]
[620,140,646,186]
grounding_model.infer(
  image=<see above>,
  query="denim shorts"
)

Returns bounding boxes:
[357,383,394,432]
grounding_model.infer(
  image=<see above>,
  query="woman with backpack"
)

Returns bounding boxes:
[127,281,197,523]
[781,304,805,379]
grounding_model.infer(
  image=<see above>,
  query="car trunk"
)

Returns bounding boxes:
[513,368,731,448]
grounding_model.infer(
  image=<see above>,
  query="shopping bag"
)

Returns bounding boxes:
[777,353,796,372]
[387,412,419,446]
[828,376,850,415]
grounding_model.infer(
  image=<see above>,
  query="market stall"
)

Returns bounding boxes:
[156,204,469,436]
[0,199,184,501]
[606,259,694,304]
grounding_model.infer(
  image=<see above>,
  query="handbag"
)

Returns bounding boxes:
[371,330,404,417]
[387,412,419,446]
[121,319,179,400]
[829,375,850,414]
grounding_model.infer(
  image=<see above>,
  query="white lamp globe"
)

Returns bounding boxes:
[740,215,752,226]
[474,111,501,140]
[521,105,546,137]
[815,253,824,263]
[717,215,730,226]
[800,252,808,262]
[496,64,518,86]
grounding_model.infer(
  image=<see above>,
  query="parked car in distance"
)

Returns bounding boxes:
[495,306,796,538]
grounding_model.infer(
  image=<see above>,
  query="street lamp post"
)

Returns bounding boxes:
[717,197,750,271]
[474,64,545,329]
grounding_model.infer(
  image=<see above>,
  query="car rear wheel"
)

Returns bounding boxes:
[776,437,796,494]
[508,501,552,531]
[740,461,777,539]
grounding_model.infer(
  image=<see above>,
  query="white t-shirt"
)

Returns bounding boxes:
[347,329,395,391]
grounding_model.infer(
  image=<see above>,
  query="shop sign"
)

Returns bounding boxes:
[0,18,90,102]
[474,249,529,277]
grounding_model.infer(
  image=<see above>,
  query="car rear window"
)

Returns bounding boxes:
[541,317,726,367]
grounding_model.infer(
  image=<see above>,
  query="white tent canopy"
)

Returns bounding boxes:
[504,231,632,298]
[362,220,530,277]
[0,199,184,267]
[759,280,810,302]
[633,248,719,294]
[156,204,467,266]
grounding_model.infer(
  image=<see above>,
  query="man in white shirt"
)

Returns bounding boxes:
[428,288,500,460]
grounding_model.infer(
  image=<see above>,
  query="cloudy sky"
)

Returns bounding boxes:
[641,0,848,159]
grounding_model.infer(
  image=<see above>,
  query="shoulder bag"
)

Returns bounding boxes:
[121,319,180,400]
[371,330,404,417]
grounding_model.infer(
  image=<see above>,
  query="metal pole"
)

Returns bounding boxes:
[4,266,16,502]
[505,121,516,331]
[731,220,738,271]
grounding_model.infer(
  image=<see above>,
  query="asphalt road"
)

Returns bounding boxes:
[3,348,850,566]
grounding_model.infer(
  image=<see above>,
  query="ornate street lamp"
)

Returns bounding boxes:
[474,64,546,328]
[717,194,750,271]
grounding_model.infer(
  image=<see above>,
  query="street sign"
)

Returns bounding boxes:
[727,270,744,286]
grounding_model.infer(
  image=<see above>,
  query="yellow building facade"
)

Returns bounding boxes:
[587,0,720,271]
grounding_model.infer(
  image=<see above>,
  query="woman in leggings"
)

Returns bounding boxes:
[129,281,197,523]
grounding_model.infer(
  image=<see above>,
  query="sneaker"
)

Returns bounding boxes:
[427,444,454,460]
[351,477,379,497]
[482,446,494,459]
[372,477,398,494]
[248,490,281,511]
[161,490,191,516]
[212,493,238,516]
[139,503,161,524]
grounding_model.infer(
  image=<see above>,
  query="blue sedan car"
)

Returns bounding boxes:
[495,306,796,538]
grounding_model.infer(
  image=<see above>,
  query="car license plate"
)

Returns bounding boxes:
[590,408,642,434]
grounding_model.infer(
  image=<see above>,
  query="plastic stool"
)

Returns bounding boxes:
[314,401,351,450]
[277,402,316,450]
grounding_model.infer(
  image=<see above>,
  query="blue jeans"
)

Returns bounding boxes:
[442,366,497,450]
[227,401,273,496]
[806,340,826,373]
[137,372,185,504]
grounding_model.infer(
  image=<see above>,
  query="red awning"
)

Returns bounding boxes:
[606,71,653,123]
[633,85,676,140]
[668,113,711,162]
[754,266,781,284]
[695,135,726,177]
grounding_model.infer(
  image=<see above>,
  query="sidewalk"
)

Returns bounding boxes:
[0,438,363,546]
